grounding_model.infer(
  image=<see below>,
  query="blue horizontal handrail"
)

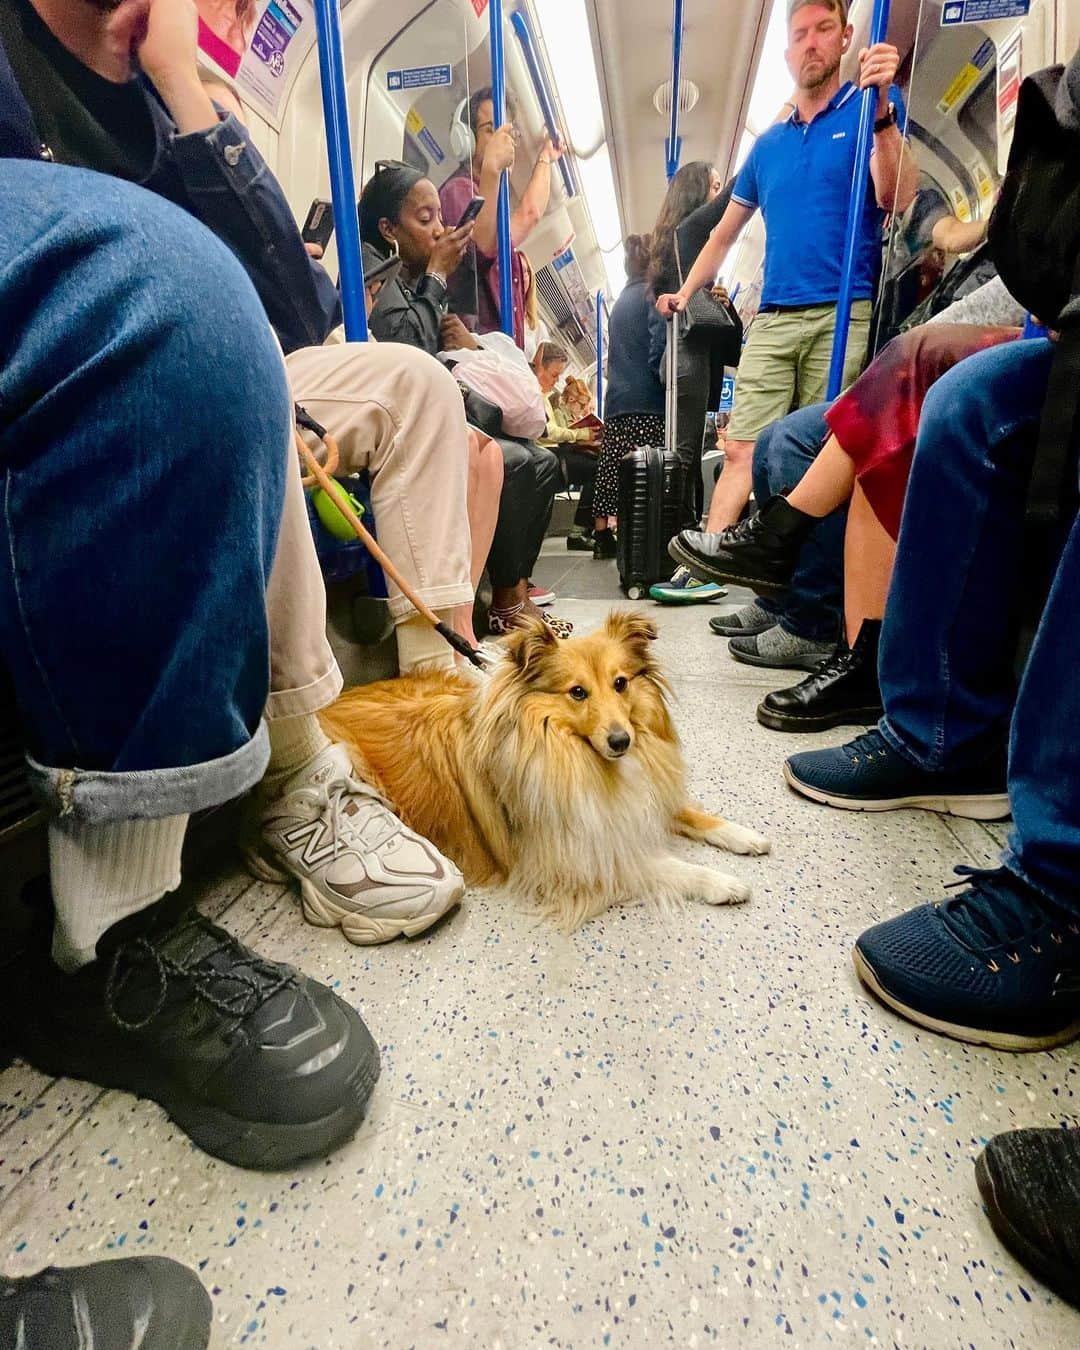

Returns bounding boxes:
[509,11,576,199]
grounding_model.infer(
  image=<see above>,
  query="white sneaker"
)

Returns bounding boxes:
[246,744,464,945]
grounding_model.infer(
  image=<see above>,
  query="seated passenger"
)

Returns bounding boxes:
[356,160,477,352]
[439,86,564,346]
[680,297,1023,722]
[1,159,379,1179]
[358,162,570,637]
[781,335,1078,1052]
[530,342,601,554]
[0,0,469,944]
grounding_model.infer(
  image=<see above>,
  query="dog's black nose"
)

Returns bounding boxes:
[607,729,631,755]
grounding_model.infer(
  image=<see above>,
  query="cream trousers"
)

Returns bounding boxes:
[265,341,473,719]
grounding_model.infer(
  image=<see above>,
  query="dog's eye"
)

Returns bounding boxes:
[613,676,629,694]
[568,685,589,702]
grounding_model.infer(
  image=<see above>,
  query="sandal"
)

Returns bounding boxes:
[489,602,574,640]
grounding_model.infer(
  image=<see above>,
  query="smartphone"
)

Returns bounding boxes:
[456,196,485,228]
[302,198,335,251]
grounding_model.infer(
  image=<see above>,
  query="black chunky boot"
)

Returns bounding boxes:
[757,619,883,731]
[667,495,817,594]
[0,1257,212,1349]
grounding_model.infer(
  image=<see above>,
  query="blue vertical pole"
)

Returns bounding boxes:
[595,290,604,419]
[825,0,891,398]
[312,0,368,341]
[665,0,685,181]
[489,0,516,339]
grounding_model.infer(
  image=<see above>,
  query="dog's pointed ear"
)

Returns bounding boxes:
[504,614,559,677]
[605,609,658,650]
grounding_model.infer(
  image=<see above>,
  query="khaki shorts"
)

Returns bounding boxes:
[726,299,873,443]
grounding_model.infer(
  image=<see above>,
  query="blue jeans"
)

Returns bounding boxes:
[0,161,293,823]
[878,338,1078,906]
[752,403,845,641]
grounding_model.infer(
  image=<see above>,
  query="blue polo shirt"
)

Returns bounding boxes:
[732,82,905,309]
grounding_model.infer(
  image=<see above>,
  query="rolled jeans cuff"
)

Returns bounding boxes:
[27,722,270,825]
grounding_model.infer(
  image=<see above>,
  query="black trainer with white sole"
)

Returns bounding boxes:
[668,495,816,594]
[0,1257,213,1350]
[3,891,380,1169]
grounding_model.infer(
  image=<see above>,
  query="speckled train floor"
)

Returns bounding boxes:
[2,557,1077,1348]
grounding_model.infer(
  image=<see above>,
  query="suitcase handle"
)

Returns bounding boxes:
[666,314,678,456]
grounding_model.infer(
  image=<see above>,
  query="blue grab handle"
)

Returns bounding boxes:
[825,0,892,399]
[311,0,368,341]
[509,12,575,199]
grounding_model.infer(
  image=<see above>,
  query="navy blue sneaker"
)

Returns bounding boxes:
[784,728,1010,820]
[854,866,1080,1051]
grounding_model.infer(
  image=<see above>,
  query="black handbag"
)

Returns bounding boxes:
[673,231,743,362]
[448,372,503,438]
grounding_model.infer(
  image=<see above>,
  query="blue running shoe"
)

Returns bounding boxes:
[784,728,1010,820]
[854,866,1080,1051]
[649,565,727,604]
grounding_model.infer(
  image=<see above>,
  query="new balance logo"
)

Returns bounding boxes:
[281,818,340,869]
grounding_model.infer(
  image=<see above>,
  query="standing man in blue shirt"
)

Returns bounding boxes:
[658,0,918,570]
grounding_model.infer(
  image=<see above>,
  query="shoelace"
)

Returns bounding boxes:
[844,729,890,763]
[939,865,1078,956]
[310,776,399,860]
[713,512,766,547]
[105,914,297,1032]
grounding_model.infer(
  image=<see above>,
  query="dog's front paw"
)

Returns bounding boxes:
[706,819,771,856]
[689,867,751,906]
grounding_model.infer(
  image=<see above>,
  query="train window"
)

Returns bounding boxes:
[363,0,484,325]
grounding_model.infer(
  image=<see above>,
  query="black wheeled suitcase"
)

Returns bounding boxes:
[616,314,684,600]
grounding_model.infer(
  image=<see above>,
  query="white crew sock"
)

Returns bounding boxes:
[49,813,189,972]
[395,610,456,675]
[262,712,332,799]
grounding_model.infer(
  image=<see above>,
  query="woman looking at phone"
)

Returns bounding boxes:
[357,162,477,354]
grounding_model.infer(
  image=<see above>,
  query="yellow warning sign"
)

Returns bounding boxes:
[969,158,995,202]
[405,108,424,136]
[938,61,980,115]
[950,185,972,221]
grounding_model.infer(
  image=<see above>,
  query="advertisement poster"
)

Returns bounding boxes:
[996,26,1023,173]
[197,0,315,125]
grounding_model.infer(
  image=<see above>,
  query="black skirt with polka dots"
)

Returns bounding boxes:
[592,412,666,521]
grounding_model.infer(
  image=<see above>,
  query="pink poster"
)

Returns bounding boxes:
[197,0,315,125]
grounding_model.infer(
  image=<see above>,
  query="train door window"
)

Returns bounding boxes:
[876,0,1055,343]
[363,0,484,338]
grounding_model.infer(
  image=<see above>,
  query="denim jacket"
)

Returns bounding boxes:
[0,37,341,353]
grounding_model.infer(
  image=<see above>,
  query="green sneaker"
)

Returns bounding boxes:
[649,566,728,604]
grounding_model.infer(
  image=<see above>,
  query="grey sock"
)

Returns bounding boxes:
[725,601,775,630]
[754,625,834,660]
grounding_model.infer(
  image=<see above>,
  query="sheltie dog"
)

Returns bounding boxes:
[320,611,769,931]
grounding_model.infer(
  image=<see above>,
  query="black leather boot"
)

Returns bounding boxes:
[757,619,883,732]
[668,495,817,594]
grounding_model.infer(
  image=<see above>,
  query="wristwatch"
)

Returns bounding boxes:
[873,102,897,134]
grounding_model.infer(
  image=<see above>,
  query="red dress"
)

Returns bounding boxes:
[825,323,1021,540]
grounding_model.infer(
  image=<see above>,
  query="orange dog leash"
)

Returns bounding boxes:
[294,408,486,669]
